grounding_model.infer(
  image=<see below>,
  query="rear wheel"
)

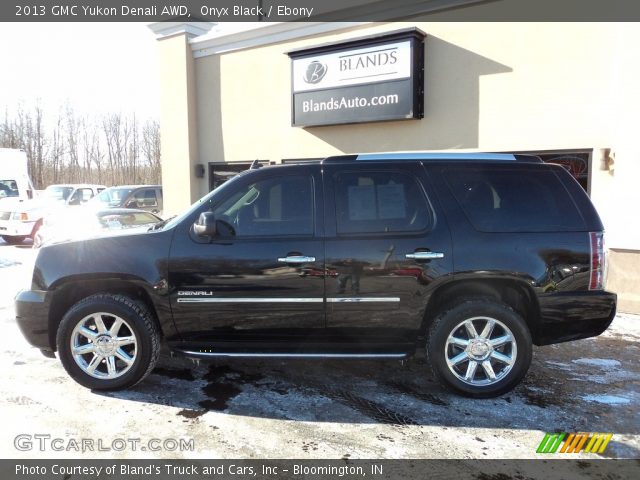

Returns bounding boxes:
[56,294,160,390]
[427,298,532,398]
[1,235,27,245]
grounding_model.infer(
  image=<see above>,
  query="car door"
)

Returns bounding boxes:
[323,162,453,345]
[168,165,325,346]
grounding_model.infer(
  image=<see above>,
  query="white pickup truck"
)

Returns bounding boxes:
[0,183,106,244]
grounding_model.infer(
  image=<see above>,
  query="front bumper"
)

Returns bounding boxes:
[0,219,37,237]
[15,289,51,350]
[535,290,617,345]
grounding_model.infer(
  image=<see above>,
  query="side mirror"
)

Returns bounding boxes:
[194,212,216,237]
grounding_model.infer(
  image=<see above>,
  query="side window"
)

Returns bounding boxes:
[213,175,313,237]
[334,171,431,234]
[444,167,586,232]
[81,189,94,202]
[133,189,158,208]
[68,188,93,205]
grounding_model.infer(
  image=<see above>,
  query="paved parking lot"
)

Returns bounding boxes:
[1,241,638,459]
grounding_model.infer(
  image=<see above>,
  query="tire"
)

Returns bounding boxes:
[1,235,27,245]
[56,294,161,390]
[427,298,532,398]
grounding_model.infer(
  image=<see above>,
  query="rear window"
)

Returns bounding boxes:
[444,167,586,232]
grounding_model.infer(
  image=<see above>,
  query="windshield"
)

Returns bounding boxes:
[0,179,19,197]
[44,186,74,201]
[90,187,134,207]
[161,170,251,231]
[98,211,161,228]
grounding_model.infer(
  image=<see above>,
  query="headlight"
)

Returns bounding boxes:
[12,212,29,221]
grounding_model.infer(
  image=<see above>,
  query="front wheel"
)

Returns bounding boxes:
[427,299,532,398]
[57,294,161,390]
[1,235,27,245]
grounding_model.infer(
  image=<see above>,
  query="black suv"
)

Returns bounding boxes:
[15,153,616,397]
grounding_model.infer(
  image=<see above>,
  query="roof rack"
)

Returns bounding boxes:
[322,152,543,163]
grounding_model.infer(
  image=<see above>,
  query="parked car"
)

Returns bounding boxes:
[33,208,162,248]
[88,185,163,215]
[15,153,616,397]
[0,184,105,245]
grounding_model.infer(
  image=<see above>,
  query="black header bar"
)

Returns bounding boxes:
[1,459,639,480]
[4,0,640,22]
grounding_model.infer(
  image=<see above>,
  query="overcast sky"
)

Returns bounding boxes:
[0,23,160,120]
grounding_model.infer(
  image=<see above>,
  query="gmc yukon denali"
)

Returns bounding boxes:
[15,153,617,397]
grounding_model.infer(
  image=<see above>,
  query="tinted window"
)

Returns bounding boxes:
[444,167,586,232]
[92,188,134,207]
[133,189,158,208]
[334,171,431,234]
[213,175,313,237]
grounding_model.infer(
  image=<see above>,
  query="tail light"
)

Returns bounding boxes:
[589,231,606,290]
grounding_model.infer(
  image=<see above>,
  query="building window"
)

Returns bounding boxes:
[512,150,591,193]
[208,161,268,191]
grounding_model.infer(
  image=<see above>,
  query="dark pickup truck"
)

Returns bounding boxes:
[15,153,616,397]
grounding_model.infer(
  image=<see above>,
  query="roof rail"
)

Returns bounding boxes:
[322,152,543,163]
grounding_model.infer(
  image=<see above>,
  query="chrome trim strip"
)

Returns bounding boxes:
[327,297,400,303]
[177,297,323,304]
[177,350,408,359]
[177,297,401,304]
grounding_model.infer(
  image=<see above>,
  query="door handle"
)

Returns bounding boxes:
[278,255,316,264]
[406,251,444,260]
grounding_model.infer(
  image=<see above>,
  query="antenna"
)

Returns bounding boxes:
[249,159,262,170]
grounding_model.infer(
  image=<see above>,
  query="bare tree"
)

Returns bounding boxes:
[0,102,161,188]
[142,119,161,183]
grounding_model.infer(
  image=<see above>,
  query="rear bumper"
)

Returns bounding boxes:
[0,219,36,237]
[534,290,617,345]
[15,289,51,350]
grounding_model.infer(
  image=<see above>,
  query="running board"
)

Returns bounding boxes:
[172,349,410,360]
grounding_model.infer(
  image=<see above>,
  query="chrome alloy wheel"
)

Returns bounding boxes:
[70,312,138,379]
[444,316,517,386]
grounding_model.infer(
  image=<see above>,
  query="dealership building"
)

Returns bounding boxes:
[149,17,640,313]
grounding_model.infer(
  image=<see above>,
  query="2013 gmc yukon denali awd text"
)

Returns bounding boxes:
[15,153,617,397]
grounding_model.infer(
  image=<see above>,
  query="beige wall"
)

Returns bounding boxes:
[608,250,640,314]
[157,32,200,214]
[157,22,640,312]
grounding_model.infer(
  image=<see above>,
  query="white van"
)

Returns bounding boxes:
[0,149,36,243]
[0,148,34,202]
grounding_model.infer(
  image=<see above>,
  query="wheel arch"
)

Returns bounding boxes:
[47,275,165,351]
[420,276,542,343]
